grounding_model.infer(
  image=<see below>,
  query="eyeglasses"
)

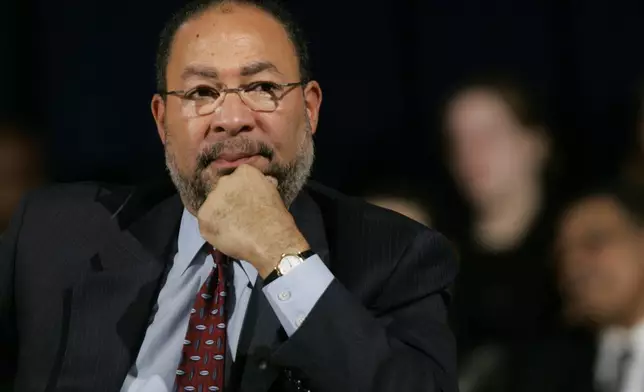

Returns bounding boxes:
[160,80,307,116]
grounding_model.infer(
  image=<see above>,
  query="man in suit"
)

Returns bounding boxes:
[511,183,644,392]
[0,1,458,391]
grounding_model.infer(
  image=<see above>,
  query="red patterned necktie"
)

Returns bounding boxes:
[176,248,229,392]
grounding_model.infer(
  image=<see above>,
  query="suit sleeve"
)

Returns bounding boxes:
[270,230,458,392]
[0,197,28,388]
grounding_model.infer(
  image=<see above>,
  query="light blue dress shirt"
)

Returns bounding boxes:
[120,209,334,392]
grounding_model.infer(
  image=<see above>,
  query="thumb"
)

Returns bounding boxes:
[265,175,279,187]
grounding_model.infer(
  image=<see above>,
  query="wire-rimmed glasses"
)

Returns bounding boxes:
[160,80,307,116]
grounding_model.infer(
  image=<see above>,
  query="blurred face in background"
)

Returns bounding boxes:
[152,4,322,213]
[445,88,547,206]
[0,131,43,233]
[557,196,644,327]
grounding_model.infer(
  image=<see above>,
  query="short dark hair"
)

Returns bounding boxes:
[563,181,644,227]
[154,0,310,93]
[444,72,548,130]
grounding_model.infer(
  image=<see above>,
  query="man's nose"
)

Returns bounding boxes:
[210,92,256,136]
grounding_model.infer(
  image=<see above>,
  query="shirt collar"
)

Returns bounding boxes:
[630,320,644,348]
[602,319,644,345]
[176,209,258,286]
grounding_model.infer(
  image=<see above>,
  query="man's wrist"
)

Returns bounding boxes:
[263,249,315,286]
[256,232,310,279]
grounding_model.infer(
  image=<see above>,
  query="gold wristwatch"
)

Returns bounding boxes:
[263,249,315,285]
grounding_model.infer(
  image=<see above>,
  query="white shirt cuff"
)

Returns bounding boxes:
[262,254,334,336]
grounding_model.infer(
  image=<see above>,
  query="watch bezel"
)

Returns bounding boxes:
[277,253,306,276]
[263,250,314,285]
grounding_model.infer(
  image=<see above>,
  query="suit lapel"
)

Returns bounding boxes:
[237,278,284,392]
[289,188,331,266]
[55,181,183,392]
[236,189,330,392]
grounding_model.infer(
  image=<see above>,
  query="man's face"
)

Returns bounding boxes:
[152,4,322,213]
[445,90,545,204]
[557,196,644,327]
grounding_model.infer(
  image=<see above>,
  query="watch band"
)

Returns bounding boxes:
[263,249,315,285]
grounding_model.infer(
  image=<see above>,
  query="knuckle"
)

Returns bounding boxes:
[239,164,253,174]
[200,222,219,238]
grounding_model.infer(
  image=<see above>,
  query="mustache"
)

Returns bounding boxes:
[196,138,275,170]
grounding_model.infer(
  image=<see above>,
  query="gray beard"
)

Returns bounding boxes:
[164,122,315,214]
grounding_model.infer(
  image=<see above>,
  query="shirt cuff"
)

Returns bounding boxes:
[262,254,334,336]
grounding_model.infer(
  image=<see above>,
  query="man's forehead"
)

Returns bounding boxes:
[169,5,298,77]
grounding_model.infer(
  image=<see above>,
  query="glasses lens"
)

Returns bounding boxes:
[242,90,277,112]
[195,97,218,116]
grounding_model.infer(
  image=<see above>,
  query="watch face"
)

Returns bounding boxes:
[279,255,303,275]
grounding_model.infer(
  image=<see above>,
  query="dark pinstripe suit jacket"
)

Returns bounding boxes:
[0,180,458,392]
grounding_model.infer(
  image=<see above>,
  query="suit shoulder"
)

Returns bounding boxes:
[23,182,134,218]
[305,181,455,273]
[305,181,443,241]
[305,182,457,304]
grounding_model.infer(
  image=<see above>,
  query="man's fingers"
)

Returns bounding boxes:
[220,163,278,187]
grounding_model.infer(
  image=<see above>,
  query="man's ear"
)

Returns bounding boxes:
[303,81,322,135]
[151,94,167,144]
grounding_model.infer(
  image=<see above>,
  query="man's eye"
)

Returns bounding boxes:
[247,82,281,93]
[186,86,219,99]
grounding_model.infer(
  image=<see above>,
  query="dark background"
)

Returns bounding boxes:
[1,0,644,198]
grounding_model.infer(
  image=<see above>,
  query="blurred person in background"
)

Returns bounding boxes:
[0,126,44,235]
[439,75,562,388]
[511,183,644,392]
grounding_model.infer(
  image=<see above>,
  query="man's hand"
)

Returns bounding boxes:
[197,164,310,278]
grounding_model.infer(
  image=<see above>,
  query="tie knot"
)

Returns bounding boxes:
[207,246,229,267]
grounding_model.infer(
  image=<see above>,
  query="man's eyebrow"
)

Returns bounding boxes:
[179,61,283,81]
[240,61,282,77]
[181,65,219,80]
